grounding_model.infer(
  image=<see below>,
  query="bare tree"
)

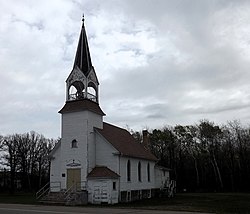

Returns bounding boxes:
[0,132,56,192]
[1,134,19,193]
[197,120,224,190]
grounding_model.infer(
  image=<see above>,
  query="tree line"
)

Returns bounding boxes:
[1,119,250,193]
[132,120,250,192]
[0,131,56,193]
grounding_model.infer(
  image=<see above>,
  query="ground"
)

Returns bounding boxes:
[0,193,250,213]
[0,203,211,214]
[121,193,250,213]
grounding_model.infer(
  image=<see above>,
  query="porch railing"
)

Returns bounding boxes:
[36,181,87,200]
[36,182,50,199]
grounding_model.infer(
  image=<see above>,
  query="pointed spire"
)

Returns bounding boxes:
[73,14,92,76]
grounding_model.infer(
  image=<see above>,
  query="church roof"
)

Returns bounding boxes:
[48,140,61,158]
[88,166,120,179]
[59,99,105,115]
[73,16,92,76]
[96,123,158,161]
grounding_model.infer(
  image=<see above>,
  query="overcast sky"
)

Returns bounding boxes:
[1,0,250,138]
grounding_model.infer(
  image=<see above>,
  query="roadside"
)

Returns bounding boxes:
[0,203,212,214]
[0,192,250,213]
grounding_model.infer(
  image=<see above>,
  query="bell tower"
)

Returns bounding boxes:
[66,16,99,103]
[57,16,105,190]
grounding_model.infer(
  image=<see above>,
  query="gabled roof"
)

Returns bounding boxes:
[59,99,105,115]
[96,122,158,161]
[73,16,92,76]
[88,166,120,179]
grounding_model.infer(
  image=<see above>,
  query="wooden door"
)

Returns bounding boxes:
[93,181,109,203]
[67,168,81,190]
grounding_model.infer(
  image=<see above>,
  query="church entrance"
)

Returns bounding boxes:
[67,168,81,191]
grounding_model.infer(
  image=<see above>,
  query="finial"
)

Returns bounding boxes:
[82,13,85,23]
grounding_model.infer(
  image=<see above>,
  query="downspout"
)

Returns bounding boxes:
[119,153,121,202]
[86,119,89,185]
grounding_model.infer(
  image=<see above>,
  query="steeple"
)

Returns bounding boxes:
[73,15,92,76]
[65,16,99,103]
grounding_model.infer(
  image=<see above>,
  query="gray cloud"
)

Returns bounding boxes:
[1,0,250,137]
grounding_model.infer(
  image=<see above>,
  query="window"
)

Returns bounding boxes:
[113,182,116,190]
[127,191,131,202]
[127,160,131,182]
[147,163,150,182]
[138,162,141,182]
[71,139,78,148]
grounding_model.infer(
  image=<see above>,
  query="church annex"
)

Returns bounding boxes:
[42,18,173,205]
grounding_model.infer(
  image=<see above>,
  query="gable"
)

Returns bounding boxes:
[48,140,61,159]
[95,130,119,154]
[87,68,99,85]
[95,122,158,161]
[87,166,120,179]
[66,66,86,85]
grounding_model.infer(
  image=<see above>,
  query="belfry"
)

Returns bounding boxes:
[66,16,99,103]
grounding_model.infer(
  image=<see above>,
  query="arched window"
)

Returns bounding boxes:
[138,161,141,182]
[71,139,77,148]
[87,82,97,102]
[127,160,131,182]
[147,163,150,182]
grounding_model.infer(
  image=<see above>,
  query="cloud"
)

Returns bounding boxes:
[1,0,250,137]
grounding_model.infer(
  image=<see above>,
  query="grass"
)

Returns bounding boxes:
[122,193,250,213]
[0,193,37,204]
[0,192,250,213]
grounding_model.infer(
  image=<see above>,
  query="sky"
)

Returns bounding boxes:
[1,0,250,138]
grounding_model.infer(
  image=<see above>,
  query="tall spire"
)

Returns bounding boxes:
[66,16,99,103]
[73,14,92,76]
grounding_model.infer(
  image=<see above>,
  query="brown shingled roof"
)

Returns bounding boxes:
[96,122,158,161]
[88,166,120,179]
[59,99,105,115]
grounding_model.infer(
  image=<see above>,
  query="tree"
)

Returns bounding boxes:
[1,134,19,193]
[0,132,56,192]
[197,120,224,190]
[174,125,200,190]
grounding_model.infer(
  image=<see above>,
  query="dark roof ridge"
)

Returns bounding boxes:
[103,122,128,131]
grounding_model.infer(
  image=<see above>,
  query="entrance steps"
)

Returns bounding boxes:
[38,191,88,205]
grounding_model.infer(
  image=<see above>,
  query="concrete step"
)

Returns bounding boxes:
[38,191,88,205]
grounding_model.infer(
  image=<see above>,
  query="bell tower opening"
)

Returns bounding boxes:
[87,82,97,102]
[68,81,85,101]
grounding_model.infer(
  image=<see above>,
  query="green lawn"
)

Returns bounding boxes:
[0,192,250,213]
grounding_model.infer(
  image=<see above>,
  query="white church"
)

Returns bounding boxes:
[38,18,174,205]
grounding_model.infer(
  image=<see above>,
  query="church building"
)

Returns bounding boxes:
[47,18,172,204]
